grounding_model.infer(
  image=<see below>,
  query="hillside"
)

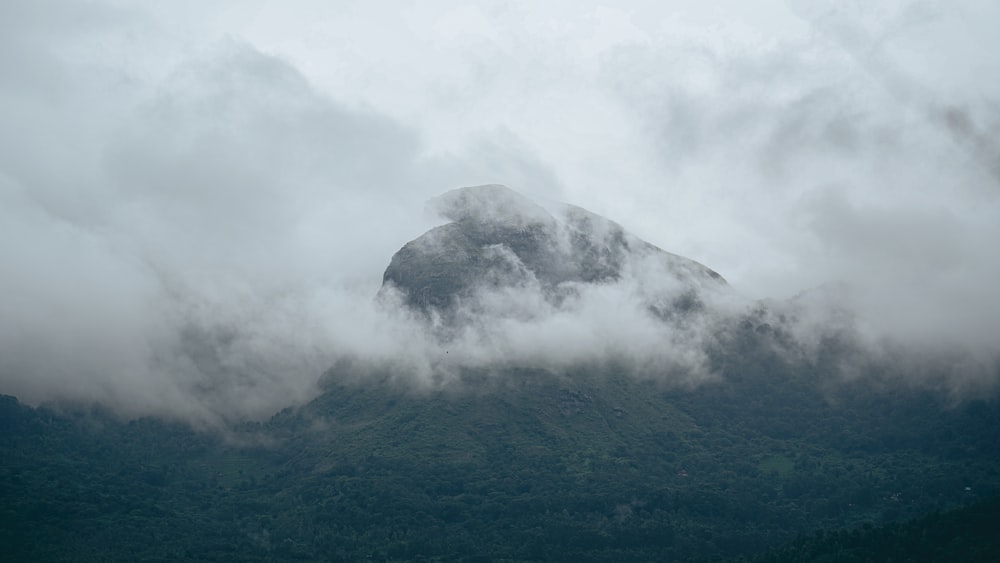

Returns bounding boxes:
[743,495,1000,562]
[3,354,998,560]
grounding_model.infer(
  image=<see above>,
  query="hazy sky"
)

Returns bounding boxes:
[2,0,998,422]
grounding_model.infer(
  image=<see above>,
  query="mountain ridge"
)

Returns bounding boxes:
[379,185,728,325]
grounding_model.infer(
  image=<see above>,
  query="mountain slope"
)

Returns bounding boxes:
[744,495,1000,562]
[3,185,999,561]
[4,354,998,562]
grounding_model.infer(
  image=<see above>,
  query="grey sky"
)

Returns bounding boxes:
[1,0,998,421]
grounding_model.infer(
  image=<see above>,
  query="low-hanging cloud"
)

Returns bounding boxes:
[2,0,999,425]
[0,9,561,425]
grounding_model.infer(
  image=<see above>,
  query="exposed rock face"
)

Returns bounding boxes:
[379,185,728,322]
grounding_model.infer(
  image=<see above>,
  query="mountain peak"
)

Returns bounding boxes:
[380,185,728,322]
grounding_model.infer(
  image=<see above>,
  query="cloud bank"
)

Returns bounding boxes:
[1,0,998,424]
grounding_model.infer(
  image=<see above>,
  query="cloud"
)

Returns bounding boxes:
[579,2,1000,363]
[939,105,1000,184]
[363,263,730,392]
[1,0,998,424]
[0,7,561,425]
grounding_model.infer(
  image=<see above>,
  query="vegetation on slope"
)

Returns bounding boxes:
[2,336,998,562]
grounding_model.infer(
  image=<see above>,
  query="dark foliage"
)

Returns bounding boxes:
[2,329,999,563]
[743,495,1000,562]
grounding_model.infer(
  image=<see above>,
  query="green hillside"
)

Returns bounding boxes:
[743,495,1000,562]
[2,350,998,561]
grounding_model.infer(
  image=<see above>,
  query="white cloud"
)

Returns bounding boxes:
[1,0,998,421]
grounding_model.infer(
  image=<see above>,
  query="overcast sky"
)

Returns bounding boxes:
[2,0,998,421]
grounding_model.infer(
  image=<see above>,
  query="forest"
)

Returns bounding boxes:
[3,325,998,561]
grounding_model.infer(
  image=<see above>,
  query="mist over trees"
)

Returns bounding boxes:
[2,1,999,561]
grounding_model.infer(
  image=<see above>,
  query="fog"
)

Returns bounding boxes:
[1,1,998,425]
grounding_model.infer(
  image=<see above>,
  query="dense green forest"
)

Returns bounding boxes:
[743,495,1000,562]
[3,325,999,562]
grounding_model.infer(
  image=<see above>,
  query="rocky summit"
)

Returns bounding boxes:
[379,185,729,322]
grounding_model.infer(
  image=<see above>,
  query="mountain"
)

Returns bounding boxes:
[2,185,999,562]
[379,185,728,324]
